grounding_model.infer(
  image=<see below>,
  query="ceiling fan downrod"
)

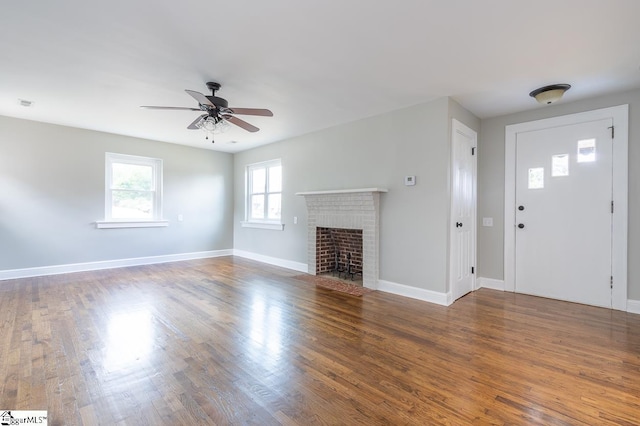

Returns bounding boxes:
[205,82,229,109]
[206,82,221,95]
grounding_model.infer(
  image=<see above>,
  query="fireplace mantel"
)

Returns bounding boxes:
[296,188,388,196]
[298,188,386,289]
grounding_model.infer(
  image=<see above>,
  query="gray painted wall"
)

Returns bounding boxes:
[234,97,479,293]
[0,116,234,270]
[478,89,639,299]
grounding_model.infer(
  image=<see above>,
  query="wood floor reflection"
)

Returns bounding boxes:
[1,256,639,425]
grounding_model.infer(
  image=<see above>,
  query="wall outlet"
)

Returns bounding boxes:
[294,216,298,224]
[482,217,493,227]
[404,175,416,186]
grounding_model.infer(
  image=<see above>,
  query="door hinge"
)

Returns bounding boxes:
[608,125,614,139]
[471,266,475,274]
[610,276,613,289]
[471,147,476,156]
[611,200,614,213]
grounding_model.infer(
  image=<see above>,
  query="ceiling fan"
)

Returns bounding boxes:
[141,82,273,142]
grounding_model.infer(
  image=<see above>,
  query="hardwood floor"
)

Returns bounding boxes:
[1,256,639,425]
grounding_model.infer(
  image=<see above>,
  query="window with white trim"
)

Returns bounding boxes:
[97,153,167,229]
[244,159,282,229]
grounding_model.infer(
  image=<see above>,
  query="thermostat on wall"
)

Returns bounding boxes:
[404,175,416,186]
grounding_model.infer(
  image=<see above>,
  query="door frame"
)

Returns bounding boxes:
[504,105,628,311]
[449,119,478,300]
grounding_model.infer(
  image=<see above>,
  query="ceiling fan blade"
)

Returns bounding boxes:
[141,106,201,111]
[225,115,260,132]
[187,114,208,130]
[185,90,215,107]
[228,108,273,117]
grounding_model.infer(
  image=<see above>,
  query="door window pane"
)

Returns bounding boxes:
[528,167,544,189]
[552,154,569,177]
[577,139,596,163]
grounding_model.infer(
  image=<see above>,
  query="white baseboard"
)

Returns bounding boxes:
[377,279,451,306]
[627,300,640,315]
[477,277,505,291]
[476,278,640,314]
[0,249,233,281]
[233,250,308,273]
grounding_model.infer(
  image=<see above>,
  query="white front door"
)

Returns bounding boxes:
[450,119,477,301]
[515,118,613,307]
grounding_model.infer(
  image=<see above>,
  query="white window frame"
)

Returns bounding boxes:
[96,153,168,229]
[242,159,284,230]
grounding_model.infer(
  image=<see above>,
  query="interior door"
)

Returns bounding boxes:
[451,120,477,301]
[515,118,613,307]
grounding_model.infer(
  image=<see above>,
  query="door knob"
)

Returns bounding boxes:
[518,205,525,211]
[518,223,525,229]
[456,222,463,228]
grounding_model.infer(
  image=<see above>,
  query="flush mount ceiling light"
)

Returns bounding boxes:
[17,98,34,107]
[529,84,571,105]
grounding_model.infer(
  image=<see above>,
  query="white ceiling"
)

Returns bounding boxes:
[1,0,640,153]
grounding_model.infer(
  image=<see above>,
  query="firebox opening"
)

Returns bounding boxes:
[316,227,363,286]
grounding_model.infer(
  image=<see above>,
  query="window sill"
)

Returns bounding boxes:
[95,220,169,229]
[241,221,284,231]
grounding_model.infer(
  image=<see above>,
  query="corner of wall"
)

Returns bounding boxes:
[477,277,505,291]
[627,300,640,315]
[377,279,451,306]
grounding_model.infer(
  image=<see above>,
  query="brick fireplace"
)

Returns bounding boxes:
[296,188,387,289]
[316,227,363,279]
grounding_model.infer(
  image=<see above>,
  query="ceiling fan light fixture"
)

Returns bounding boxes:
[196,115,230,134]
[529,84,571,105]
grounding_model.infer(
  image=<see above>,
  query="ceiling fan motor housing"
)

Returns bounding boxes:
[206,95,228,108]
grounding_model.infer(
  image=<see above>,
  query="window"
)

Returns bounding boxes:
[577,138,596,163]
[551,154,569,177]
[243,159,283,230]
[528,167,544,189]
[96,153,168,228]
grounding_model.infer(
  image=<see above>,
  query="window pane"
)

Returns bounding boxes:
[112,163,153,190]
[552,154,569,177]
[111,190,153,219]
[268,165,282,192]
[577,139,596,163]
[268,193,281,220]
[251,194,265,219]
[252,168,266,194]
[528,167,544,189]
